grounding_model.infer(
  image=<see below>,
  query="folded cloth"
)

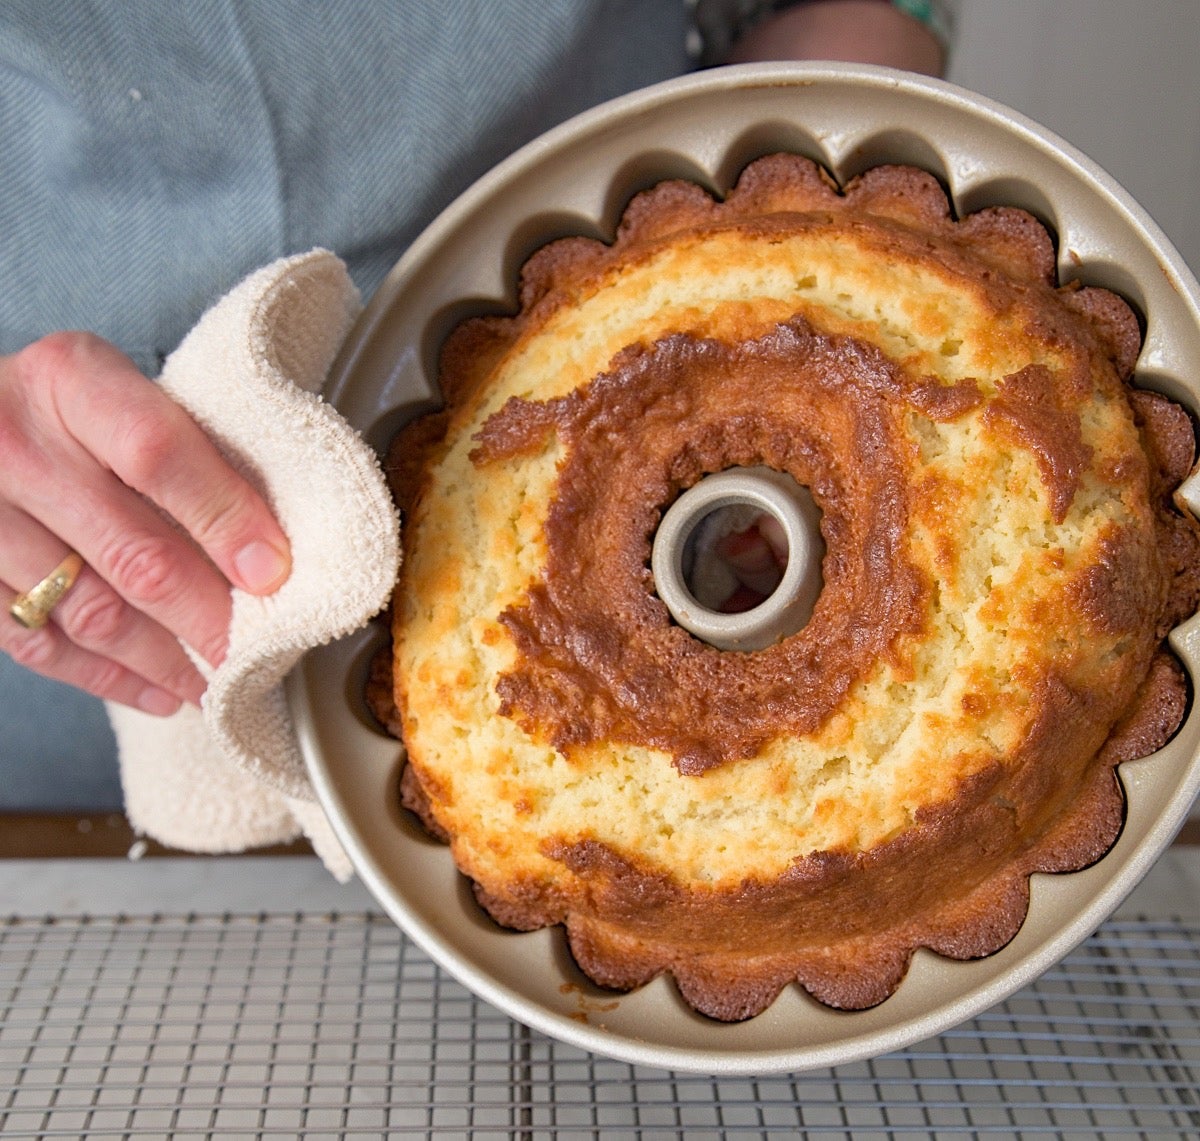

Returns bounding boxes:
[107,249,401,881]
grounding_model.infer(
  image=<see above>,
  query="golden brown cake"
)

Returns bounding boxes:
[377,155,1200,1021]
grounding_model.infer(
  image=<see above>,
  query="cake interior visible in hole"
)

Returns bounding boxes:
[681,504,790,614]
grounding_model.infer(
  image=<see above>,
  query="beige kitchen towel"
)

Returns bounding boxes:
[108,249,401,881]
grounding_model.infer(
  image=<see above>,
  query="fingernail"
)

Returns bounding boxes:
[138,686,182,717]
[234,539,291,593]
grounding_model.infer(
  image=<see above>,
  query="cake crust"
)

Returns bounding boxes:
[380,155,1200,1020]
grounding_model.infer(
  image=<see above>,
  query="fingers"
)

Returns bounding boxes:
[67,355,292,595]
[36,466,242,667]
[1,332,293,709]
[25,332,292,595]
[2,333,292,670]
[0,503,207,708]
[1,592,187,716]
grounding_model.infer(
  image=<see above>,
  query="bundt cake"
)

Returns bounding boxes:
[372,155,1200,1020]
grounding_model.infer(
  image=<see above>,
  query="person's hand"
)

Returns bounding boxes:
[730,0,945,76]
[0,331,292,715]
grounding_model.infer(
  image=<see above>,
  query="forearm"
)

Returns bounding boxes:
[727,0,946,76]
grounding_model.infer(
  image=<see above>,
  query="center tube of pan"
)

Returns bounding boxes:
[651,467,824,651]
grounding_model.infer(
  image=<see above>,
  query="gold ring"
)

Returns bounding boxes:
[10,551,85,630]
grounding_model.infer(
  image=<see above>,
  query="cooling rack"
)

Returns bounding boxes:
[2,866,1198,1139]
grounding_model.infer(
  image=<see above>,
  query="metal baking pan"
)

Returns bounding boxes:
[289,62,1200,1075]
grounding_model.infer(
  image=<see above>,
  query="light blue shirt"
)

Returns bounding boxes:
[0,0,690,808]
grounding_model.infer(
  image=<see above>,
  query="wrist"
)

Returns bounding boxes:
[689,0,954,74]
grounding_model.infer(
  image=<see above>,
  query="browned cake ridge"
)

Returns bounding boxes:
[375,155,1200,1021]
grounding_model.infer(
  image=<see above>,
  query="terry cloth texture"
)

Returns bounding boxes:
[108,249,401,881]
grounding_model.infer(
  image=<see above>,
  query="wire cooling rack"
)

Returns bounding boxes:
[1,909,1198,1139]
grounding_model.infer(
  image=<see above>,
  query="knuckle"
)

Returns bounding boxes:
[193,489,244,541]
[191,624,228,668]
[0,404,29,469]
[1,333,124,475]
[62,589,129,647]
[112,405,184,490]
[13,330,106,385]
[5,627,60,673]
[105,534,181,608]
[158,656,204,697]
[81,658,131,702]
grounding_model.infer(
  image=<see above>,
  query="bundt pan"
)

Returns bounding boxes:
[288,63,1200,1074]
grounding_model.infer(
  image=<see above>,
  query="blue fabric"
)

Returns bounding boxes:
[0,0,690,809]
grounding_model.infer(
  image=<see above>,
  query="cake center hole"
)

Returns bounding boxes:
[683,504,789,614]
[650,466,823,652]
